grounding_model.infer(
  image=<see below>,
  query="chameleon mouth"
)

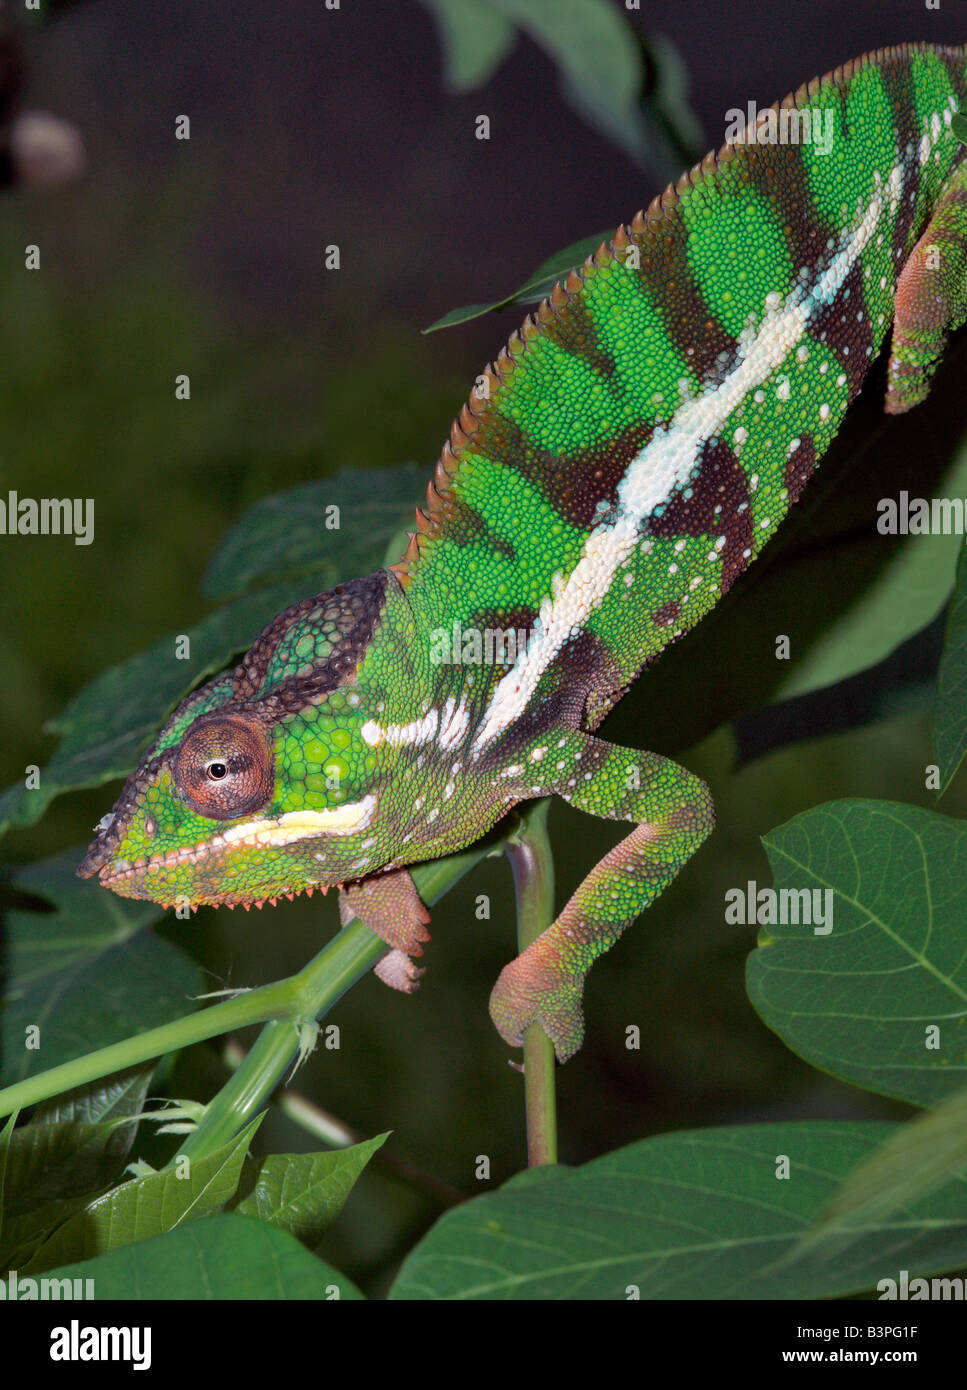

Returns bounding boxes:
[83,797,378,888]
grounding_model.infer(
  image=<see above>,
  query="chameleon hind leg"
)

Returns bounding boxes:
[489,732,714,1062]
[885,159,967,414]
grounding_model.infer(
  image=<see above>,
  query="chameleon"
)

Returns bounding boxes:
[79,42,967,1063]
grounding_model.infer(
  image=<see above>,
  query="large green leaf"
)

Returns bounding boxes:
[389,1121,967,1300]
[0,853,202,1090]
[0,463,425,836]
[747,800,967,1107]
[0,1068,154,1271]
[233,1134,388,1246]
[41,1213,363,1300]
[933,538,967,792]
[33,1065,152,1129]
[20,1119,260,1275]
[1,1121,138,1272]
[201,464,424,599]
[0,578,332,835]
[807,1084,967,1244]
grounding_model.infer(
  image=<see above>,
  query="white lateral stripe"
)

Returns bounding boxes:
[361,710,438,747]
[439,695,471,750]
[472,167,899,752]
[361,697,471,752]
[221,797,376,847]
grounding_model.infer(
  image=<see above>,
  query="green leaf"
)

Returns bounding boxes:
[389,1121,967,1300]
[423,230,611,332]
[773,428,967,700]
[418,0,516,91]
[952,112,967,147]
[202,464,425,600]
[0,852,203,1091]
[490,0,647,164]
[234,1133,388,1245]
[40,1212,364,1299]
[20,1118,261,1276]
[747,800,967,1108]
[1,1072,153,1270]
[0,461,426,835]
[33,1065,152,1129]
[0,577,331,836]
[933,539,967,791]
[1,1127,120,1271]
[807,1084,967,1245]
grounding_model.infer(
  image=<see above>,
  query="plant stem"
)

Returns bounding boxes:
[507,799,558,1167]
[170,838,492,1163]
[0,839,491,1129]
[222,1040,465,1207]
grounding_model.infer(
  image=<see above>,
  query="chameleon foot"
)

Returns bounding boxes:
[339,866,431,956]
[489,942,584,1062]
[339,866,432,995]
[375,948,425,994]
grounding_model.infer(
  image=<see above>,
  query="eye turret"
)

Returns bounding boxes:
[174,714,274,820]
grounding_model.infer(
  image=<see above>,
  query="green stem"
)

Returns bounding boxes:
[0,920,383,1120]
[172,838,493,1163]
[507,799,558,1167]
[222,1040,465,1207]
[0,839,491,1134]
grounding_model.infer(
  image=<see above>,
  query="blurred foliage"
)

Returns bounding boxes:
[4,0,967,1299]
[418,0,703,183]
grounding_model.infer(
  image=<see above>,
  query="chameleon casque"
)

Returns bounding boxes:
[79,43,967,1063]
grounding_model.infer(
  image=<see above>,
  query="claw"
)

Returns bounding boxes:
[374,948,425,994]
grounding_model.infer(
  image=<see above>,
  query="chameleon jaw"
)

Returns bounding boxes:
[93,796,378,892]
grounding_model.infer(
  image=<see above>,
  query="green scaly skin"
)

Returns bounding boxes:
[79,43,967,1061]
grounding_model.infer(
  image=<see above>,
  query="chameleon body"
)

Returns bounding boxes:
[79,44,967,1060]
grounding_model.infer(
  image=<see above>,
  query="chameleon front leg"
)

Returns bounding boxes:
[489,732,714,1062]
[885,159,967,414]
[339,867,431,994]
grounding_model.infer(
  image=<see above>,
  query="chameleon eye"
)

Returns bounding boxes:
[174,716,273,820]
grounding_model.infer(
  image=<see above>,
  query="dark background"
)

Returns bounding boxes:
[2,0,966,1293]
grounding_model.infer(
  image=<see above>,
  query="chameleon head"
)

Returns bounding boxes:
[77,574,418,909]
